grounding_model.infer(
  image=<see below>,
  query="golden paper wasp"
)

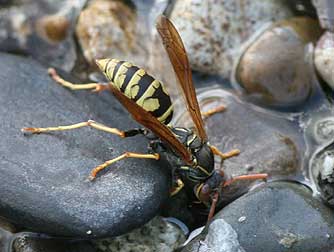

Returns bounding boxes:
[22,15,267,220]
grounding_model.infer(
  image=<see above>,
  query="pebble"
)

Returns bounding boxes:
[310,141,334,206]
[75,0,149,68]
[0,0,86,71]
[0,53,170,238]
[315,31,334,89]
[235,17,322,107]
[181,181,334,252]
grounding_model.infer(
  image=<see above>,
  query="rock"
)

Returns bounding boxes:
[94,216,186,252]
[0,0,86,71]
[235,17,322,107]
[169,0,294,77]
[0,53,171,238]
[312,0,334,31]
[181,181,334,252]
[0,221,13,252]
[310,142,334,206]
[312,117,334,144]
[75,0,149,68]
[12,233,96,252]
[315,31,334,89]
[199,88,302,180]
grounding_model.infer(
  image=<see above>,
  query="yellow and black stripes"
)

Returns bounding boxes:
[96,58,174,125]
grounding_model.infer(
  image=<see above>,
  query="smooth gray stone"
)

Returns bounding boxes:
[181,181,334,252]
[0,53,170,238]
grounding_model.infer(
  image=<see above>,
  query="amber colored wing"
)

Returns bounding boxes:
[109,85,193,164]
[156,15,208,142]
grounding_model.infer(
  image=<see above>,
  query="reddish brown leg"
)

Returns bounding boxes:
[223,173,268,187]
[207,191,219,222]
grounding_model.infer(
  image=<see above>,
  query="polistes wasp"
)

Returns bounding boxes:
[22,15,267,220]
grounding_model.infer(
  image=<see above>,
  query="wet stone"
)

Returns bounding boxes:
[0,53,171,238]
[235,17,322,107]
[194,89,303,199]
[181,181,334,252]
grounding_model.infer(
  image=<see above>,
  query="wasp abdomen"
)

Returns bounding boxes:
[96,58,173,125]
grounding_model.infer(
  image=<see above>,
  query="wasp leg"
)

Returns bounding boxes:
[210,145,240,160]
[201,105,226,119]
[207,191,219,222]
[223,173,268,187]
[48,68,109,93]
[89,152,160,180]
[170,178,184,196]
[21,120,127,137]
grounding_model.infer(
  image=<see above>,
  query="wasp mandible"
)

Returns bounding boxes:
[22,15,267,220]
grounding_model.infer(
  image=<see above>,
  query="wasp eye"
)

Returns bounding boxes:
[201,184,210,194]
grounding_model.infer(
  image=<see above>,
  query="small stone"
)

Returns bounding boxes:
[238,216,246,223]
[0,0,86,71]
[76,0,148,67]
[311,142,334,206]
[169,0,293,77]
[181,182,334,252]
[235,17,323,107]
[315,31,334,89]
[313,117,334,144]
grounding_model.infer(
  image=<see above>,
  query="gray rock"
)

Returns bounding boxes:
[181,182,334,252]
[196,88,303,192]
[0,53,171,238]
[312,0,334,31]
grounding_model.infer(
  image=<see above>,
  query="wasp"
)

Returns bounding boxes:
[22,16,267,220]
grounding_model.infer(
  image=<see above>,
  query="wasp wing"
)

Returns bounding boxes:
[109,85,193,164]
[156,15,208,142]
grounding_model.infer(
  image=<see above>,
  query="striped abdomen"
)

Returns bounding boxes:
[96,58,173,125]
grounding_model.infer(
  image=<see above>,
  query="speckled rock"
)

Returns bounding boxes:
[169,0,294,77]
[12,233,96,252]
[75,0,149,68]
[315,31,334,89]
[94,216,186,252]
[181,182,334,252]
[310,141,334,206]
[235,17,322,107]
[0,53,171,238]
[0,0,86,71]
